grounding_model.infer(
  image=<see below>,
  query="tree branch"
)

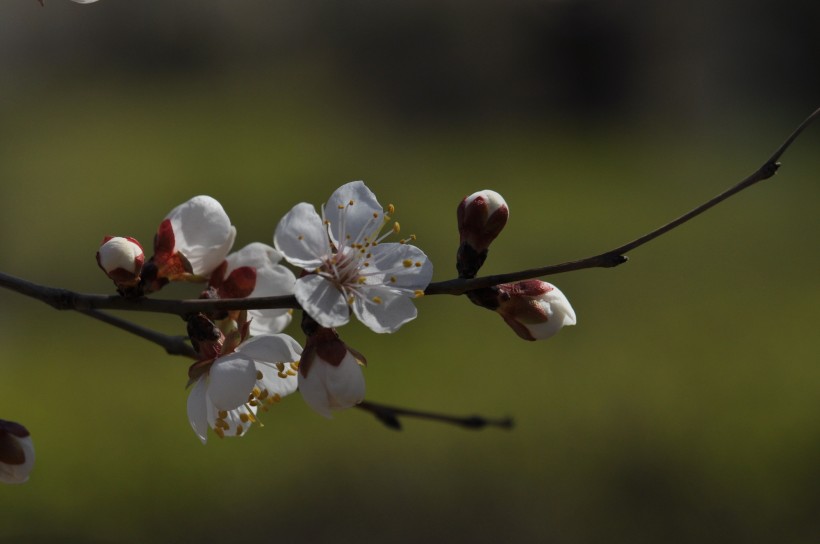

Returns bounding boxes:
[1,108,817,307]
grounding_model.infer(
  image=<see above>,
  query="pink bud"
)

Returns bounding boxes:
[457,190,509,253]
[496,280,576,341]
[0,419,35,485]
[96,236,145,289]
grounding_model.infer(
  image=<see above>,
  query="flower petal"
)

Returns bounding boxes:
[365,243,433,290]
[274,203,328,269]
[324,181,384,246]
[294,274,350,328]
[206,354,257,410]
[186,377,210,444]
[257,363,299,398]
[224,242,284,273]
[235,334,303,364]
[166,196,236,275]
[352,288,418,333]
[221,242,296,334]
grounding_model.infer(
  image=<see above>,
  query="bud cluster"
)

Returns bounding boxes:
[456,189,576,341]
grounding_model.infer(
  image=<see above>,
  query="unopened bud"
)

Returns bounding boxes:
[0,419,35,485]
[457,190,508,252]
[299,327,366,418]
[97,236,144,290]
[456,190,509,278]
[496,279,576,341]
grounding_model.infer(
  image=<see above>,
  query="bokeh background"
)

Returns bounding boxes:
[1,1,819,542]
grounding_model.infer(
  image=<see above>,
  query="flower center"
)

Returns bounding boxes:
[319,246,362,288]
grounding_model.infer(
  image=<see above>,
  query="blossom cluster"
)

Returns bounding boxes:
[4,180,578,484]
[96,181,433,445]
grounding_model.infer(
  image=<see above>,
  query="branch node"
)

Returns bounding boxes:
[761,160,781,179]
[603,254,629,268]
[50,288,78,311]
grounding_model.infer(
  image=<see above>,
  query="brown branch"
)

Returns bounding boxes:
[1,108,818,308]
[0,272,299,314]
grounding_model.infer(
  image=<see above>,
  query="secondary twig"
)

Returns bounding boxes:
[72,308,510,431]
[357,400,514,431]
[77,309,197,358]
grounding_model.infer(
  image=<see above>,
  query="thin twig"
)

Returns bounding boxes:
[356,400,514,431]
[71,309,511,430]
[426,107,820,295]
[77,309,197,358]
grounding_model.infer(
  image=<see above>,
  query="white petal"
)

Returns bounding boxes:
[366,243,433,290]
[352,288,418,333]
[294,274,350,328]
[274,203,328,269]
[324,181,384,246]
[186,377,210,444]
[166,195,236,275]
[248,312,293,336]
[206,354,257,410]
[299,352,365,418]
[224,242,284,274]
[247,263,296,335]
[235,334,303,364]
[257,364,299,398]
[213,405,256,438]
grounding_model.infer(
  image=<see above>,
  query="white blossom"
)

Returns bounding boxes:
[187,334,302,443]
[274,181,433,333]
[153,195,236,283]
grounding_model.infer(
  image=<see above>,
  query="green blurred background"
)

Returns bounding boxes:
[1,1,819,542]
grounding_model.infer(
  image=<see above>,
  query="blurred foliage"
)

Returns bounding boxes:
[1,1,819,543]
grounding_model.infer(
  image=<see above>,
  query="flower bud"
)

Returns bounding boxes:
[496,279,576,341]
[0,419,35,485]
[456,190,509,277]
[457,190,509,252]
[298,327,366,418]
[96,236,144,290]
